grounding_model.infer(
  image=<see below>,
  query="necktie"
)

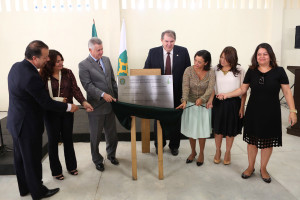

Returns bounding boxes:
[165,52,171,75]
[98,60,104,73]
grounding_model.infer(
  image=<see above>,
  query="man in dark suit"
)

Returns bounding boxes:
[79,37,119,172]
[7,40,78,199]
[144,30,191,156]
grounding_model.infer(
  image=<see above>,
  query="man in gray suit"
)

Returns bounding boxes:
[79,37,119,172]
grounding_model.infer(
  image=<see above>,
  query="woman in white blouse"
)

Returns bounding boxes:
[207,46,246,165]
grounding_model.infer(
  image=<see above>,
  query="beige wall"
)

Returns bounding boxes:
[281,8,300,84]
[0,0,299,110]
[122,8,274,71]
[0,0,120,110]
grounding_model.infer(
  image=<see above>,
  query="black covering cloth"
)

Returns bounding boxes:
[111,101,183,134]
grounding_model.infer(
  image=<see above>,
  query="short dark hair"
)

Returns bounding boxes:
[217,46,241,76]
[25,40,48,60]
[250,43,278,69]
[194,50,211,71]
[161,30,176,40]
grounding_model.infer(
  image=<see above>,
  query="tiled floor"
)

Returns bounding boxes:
[0,107,300,200]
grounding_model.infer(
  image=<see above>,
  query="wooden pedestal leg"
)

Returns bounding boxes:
[141,118,150,153]
[131,116,137,180]
[157,120,164,180]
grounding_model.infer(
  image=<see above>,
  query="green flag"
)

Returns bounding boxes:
[117,19,128,76]
[92,19,98,37]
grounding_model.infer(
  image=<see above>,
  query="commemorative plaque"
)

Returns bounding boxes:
[117,75,174,108]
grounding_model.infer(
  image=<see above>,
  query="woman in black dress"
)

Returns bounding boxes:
[217,43,297,183]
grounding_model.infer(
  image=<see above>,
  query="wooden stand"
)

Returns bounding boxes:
[129,69,164,180]
[287,66,300,136]
[130,116,164,180]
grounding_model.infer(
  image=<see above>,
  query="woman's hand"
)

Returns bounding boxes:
[82,101,94,112]
[63,98,67,103]
[176,101,187,109]
[195,98,202,106]
[216,94,228,100]
[289,112,297,126]
[239,107,244,118]
[206,100,213,109]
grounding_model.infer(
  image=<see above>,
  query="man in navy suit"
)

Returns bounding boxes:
[144,30,191,156]
[7,40,78,199]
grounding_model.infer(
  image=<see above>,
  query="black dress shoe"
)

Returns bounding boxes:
[108,157,119,165]
[186,153,197,164]
[96,163,105,172]
[170,148,179,156]
[36,188,59,199]
[241,169,255,179]
[196,161,203,166]
[20,192,29,197]
[260,170,272,183]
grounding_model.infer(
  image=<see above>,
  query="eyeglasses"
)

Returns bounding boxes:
[259,75,264,85]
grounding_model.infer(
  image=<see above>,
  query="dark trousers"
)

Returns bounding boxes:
[12,134,48,199]
[44,112,77,176]
[154,119,181,150]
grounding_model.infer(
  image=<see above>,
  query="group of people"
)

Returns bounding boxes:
[144,30,297,185]
[175,36,297,185]
[6,30,297,199]
[7,38,119,199]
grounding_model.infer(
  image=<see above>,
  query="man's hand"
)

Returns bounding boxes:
[70,104,79,112]
[103,93,116,103]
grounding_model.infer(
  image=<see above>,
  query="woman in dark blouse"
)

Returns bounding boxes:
[40,50,93,180]
[217,43,297,183]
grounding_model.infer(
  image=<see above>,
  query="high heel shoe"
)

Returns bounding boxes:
[196,154,204,166]
[214,159,221,164]
[186,153,197,164]
[68,169,78,176]
[54,174,64,180]
[214,150,221,164]
[260,170,271,183]
[223,152,231,165]
[241,169,255,179]
[223,160,231,165]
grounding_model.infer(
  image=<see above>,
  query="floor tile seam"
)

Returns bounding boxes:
[248,159,298,199]
[234,141,247,154]
[94,170,103,200]
[270,178,299,200]
[272,149,300,153]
